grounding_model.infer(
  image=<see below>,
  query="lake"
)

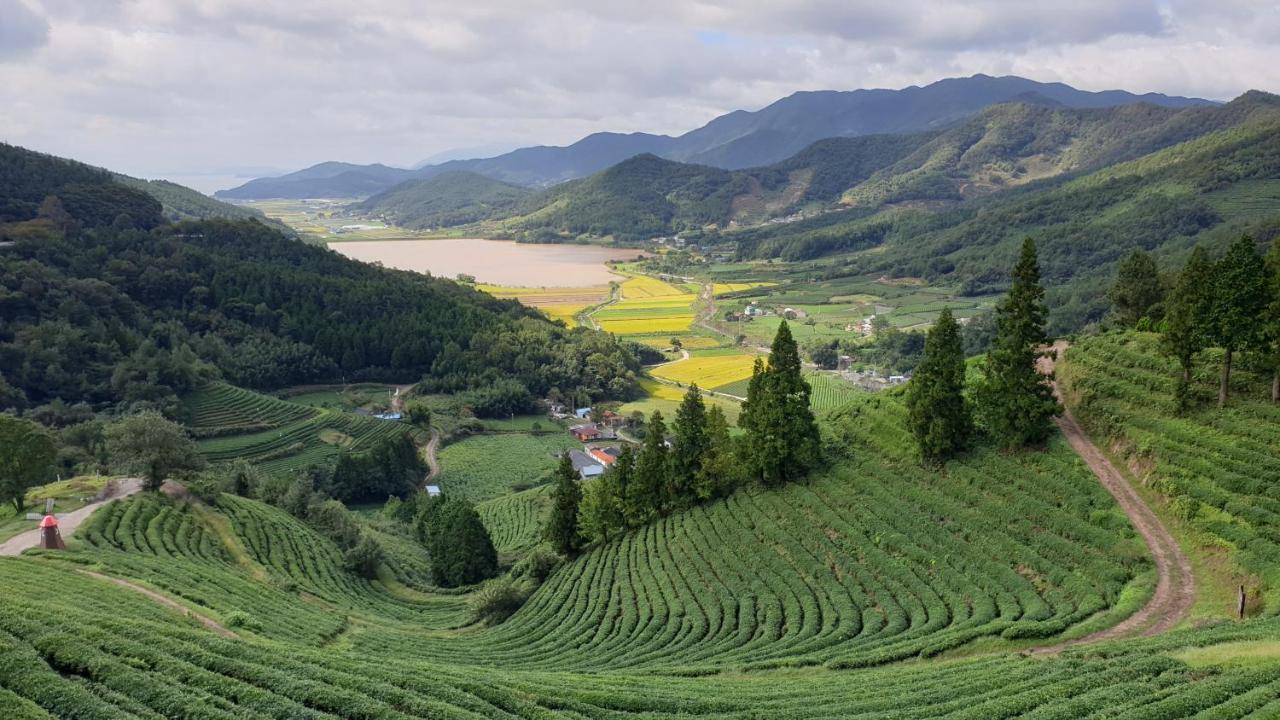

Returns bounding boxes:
[328,239,643,287]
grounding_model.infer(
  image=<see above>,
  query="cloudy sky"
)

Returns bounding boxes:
[2,0,1278,192]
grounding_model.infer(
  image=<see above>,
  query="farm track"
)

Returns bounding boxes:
[424,430,441,481]
[1031,341,1194,654]
[0,478,143,556]
[75,569,238,639]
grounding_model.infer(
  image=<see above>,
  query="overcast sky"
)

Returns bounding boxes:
[2,0,1278,192]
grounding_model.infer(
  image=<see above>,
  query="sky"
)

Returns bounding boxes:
[1,0,1278,193]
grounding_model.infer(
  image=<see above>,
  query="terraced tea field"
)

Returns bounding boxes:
[180,383,418,476]
[434,433,580,503]
[1058,332,1280,608]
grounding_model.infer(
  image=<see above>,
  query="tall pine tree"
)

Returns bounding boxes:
[905,308,972,464]
[627,411,669,524]
[739,321,821,486]
[670,384,708,507]
[580,445,630,542]
[1109,249,1164,327]
[1161,246,1215,410]
[974,238,1060,448]
[1209,235,1269,407]
[695,405,743,500]
[1264,240,1280,403]
[544,453,584,556]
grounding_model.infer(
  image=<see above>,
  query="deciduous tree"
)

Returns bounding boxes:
[104,412,205,491]
[0,415,58,512]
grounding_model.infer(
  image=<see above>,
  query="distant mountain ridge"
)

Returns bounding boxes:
[216,74,1216,199]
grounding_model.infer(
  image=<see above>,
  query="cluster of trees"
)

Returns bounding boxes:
[905,238,1061,464]
[1115,235,1280,409]
[806,322,926,375]
[0,142,642,420]
[414,495,498,587]
[330,433,425,504]
[545,322,823,553]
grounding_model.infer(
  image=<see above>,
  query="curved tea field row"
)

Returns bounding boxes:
[2,554,1280,719]
[1059,332,1280,602]
[476,485,552,555]
[434,433,579,503]
[183,383,418,477]
[351,394,1148,672]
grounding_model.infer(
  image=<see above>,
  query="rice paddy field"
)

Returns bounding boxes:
[5,371,1280,716]
[649,351,758,389]
[477,284,612,324]
[593,275,696,335]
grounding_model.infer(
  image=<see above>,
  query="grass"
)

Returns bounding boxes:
[0,476,111,542]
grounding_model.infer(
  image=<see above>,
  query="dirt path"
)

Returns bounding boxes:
[424,429,441,482]
[76,570,237,639]
[0,478,144,556]
[1030,341,1194,654]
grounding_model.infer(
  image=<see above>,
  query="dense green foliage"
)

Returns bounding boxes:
[543,454,584,556]
[330,433,424,504]
[1208,235,1270,405]
[974,239,1060,447]
[354,170,532,229]
[0,142,641,417]
[905,308,972,464]
[0,415,57,512]
[1163,246,1216,408]
[739,321,821,485]
[104,412,205,491]
[416,495,499,587]
[1109,249,1165,327]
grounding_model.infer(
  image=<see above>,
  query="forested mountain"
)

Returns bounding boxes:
[355,171,532,229]
[736,90,1280,332]
[217,75,1212,198]
[0,143,641,418]
[113,174,291,234]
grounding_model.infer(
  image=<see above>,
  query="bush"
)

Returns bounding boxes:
[511,545,562,583]
[343,534,384,579]
[467,575,532,625]
[223,611,264,633]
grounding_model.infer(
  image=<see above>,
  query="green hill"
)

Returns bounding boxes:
[353,170,532,229]
[0,142,641,414]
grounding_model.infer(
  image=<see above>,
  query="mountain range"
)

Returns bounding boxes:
[215,74,1215,199]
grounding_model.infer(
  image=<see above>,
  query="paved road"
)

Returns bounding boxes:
[1030,341,1194,654]
[0,478,143,556]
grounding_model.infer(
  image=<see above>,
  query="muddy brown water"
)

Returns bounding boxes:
[329,238,644,287]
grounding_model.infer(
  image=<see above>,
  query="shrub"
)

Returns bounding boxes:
[511,544,562,583]
[343,534,384,579]
[467,575,532,625]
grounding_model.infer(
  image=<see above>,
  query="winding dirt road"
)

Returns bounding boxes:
[0,479,143,556]
[1030,341,1194,654]
[424,430,441,482]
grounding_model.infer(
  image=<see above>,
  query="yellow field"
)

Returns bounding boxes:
[598,316,695,334]
[650,353,758,387]
[712,282,776,296]
[478,284,610,324]
[637,377,686,401]
[634,335,722,349]
[596,275,696,335]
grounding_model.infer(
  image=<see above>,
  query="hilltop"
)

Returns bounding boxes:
[216,74,1214,199]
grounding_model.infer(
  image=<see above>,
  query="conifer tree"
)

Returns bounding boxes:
[1264,241,1280,403]
[670,384,708,507]
[627,411,669,523]
[1209,235,1270,407]
[1161,246,1215,410]
[545,453,584,556]
[974,238,1060,448]
[1109,249,1164,327]
[739,321,821,486]
[694,405,742,500]
[905,308,972,464]
[580,445,632,542]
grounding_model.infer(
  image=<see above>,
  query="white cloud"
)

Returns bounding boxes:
[0,0,1275,192]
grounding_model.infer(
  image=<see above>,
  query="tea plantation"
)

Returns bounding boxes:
[3,349,1280,716]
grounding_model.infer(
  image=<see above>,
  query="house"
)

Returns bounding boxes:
[372,412,402,421]
[600,410,627,428]
[574,407,592,419]
[547,402,568,417]
[424,485,441,497]
[783,307,808,320]
[889,374,908,385]
[744,305,762,318]
[570,423,601,442]
[567,450,605,479]
[588,446,622,466]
